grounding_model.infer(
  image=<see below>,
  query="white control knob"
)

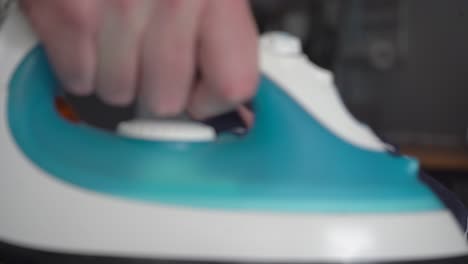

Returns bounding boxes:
[117,120,216,142]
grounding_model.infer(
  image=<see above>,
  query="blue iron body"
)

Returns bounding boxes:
[8,46,442,213]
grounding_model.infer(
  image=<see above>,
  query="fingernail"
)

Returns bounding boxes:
[95,79,136,106]
[65,78,94,96]
[190,102,236,120]
[150,95,187,118]
[238,105,255,128]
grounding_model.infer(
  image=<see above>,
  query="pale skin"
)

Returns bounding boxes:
[20,0,258,122]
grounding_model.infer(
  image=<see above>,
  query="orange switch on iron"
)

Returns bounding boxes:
[54,96,80,123]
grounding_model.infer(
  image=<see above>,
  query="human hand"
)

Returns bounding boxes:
[20,0,259,120]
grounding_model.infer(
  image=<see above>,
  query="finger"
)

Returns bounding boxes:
[20,0,97,96]
[139,0,205,117]
[188,0,259,120]
[238,105,255,129]
[95,0,152,106]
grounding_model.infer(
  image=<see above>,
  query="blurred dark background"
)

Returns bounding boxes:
[250,0,468,204]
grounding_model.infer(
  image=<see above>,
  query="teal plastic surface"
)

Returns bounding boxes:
[7,46,443,213]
